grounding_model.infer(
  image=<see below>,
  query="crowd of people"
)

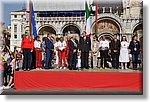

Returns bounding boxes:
[0,45,15,89]
[20,31,142,71]
[0,30,143,89]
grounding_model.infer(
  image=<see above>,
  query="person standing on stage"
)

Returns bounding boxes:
[119,36,129,69]
[21,32,34,71]
[68,34,78,70]
[109,34,121,69]
[79,31,91,69]
[45,33,54,69]
[41,37,46,68]
[129,35,140,69]
[34,36,42,70]
[57,37,67,69]
[91,35,99,68]
[54,37,60,69]
[65,35,71,66]
[99,36,109,68]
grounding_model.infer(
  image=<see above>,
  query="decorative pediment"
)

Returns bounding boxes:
[93,19,120,34]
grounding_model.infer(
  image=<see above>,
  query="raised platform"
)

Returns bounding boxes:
[14,71,142,91]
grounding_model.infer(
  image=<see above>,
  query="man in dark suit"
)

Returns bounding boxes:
[45,33,54,69]
[109,34,121,69]
[79,31,91,69]
[68,34,78,70]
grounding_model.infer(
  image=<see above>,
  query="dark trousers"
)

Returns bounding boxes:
[81,52,89,69]
[3,62,8,85]
[31,49,36,69]
[22,48,32,70]
[100,50,108,68]
[45,50,52,69]
[132,54,138,69]
[111,53,119,69]
[68,51,77,70]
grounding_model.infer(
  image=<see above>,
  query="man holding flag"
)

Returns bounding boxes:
[79,0,91,69]
[79,31,91,69]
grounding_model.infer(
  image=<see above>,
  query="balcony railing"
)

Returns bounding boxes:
[26,17,85,22]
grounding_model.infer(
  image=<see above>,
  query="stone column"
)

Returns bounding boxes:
[116,6,119,14]
[10,21,14,51]
[126,6,130,18]
[102,7,105,13]
[110,7,112,13]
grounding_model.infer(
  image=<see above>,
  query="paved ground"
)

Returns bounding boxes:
[1,88,142,95]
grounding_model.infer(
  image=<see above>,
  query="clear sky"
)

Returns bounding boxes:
[1,1,26,27]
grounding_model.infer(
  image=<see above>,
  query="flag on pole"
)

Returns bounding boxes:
[95,0,98,34]
[85,0,91,37]
[96,0,98,25]
[31,2,37,38]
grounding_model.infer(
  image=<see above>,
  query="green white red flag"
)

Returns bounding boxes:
[85,0,91,36]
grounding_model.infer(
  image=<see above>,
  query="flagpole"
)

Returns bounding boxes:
[95,0,98,35]
[29,0,32,36]
[85,0,91,37]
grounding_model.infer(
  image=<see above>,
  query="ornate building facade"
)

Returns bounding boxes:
[10,0,143,51]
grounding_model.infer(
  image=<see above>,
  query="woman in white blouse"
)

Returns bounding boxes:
[57,37,67,69]
[119,36,129,69]
[54,37,60,69]
[34,36,42,69]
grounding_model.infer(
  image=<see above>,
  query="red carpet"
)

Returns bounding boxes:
[14,71,142,90]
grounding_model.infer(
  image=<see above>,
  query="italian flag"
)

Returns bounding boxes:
[85,0,91,36]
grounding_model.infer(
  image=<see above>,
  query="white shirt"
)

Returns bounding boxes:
[93,43,97,51]
[4,53,10,60]
[54,42,59,51]
[34,40,41,48]
[57,41,66,51]
[54,42,59,48]
[121,41,129,49]
[99,40,109,49]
